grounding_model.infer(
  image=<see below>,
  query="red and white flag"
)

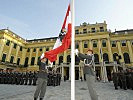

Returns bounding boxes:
[41,4,71,62]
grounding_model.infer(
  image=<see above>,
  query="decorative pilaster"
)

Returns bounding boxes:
[35,48,39,65]
[14,45,20,63]
[6,42,13,62]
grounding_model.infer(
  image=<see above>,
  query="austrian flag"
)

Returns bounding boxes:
[44,4,71,62]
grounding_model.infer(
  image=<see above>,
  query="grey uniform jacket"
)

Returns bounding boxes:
[38,62,48,79]
[78,53,94,75]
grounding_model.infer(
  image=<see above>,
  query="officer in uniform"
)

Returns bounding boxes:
[112,72,118,90]
[33,71,38,86]
[75,49,98,100]
[24,72,29,85]
[121,71,127,90]
[28,71,33,85]
[34,54,48,100]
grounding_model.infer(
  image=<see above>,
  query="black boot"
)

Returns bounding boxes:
[40,98,43,100]
[34,97,37,100]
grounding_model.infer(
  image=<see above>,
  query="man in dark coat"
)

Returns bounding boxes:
[112,72,118,90]
[34,55,48,100]
[75,49,98,100]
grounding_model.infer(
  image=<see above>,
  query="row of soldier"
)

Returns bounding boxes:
[0,70,37,85]
[0,69,61,86]
[112,68,133,90]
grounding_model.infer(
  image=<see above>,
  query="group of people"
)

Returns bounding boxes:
[0,70,61,87]
[0,71,37,85]
[47,69,61,86]
[112,69,133,90]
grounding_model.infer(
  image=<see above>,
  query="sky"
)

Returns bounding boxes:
[0,0,133,39]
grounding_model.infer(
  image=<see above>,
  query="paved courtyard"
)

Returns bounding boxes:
[0,81,133,100]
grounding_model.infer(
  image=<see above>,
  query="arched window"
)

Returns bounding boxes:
[84,41,88,48]
[17,58,20,65]
[37,57,40,65]
[103,53,109,63]
[75,42,79,49]
[123,53,130,64]
[53,61,55,65]
[10,56,14,63]
[75,55,80,65]
[24,57,29,67]
[102,40,106,47]
[59,56,63,65]
[93,41,97,47]
[113,53,118,61]
[94,54,99,64]
[67,55,71,64]
[2,54,6,62]
[31,57,35,65]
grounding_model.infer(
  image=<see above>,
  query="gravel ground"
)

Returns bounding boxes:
[0,81,133,100]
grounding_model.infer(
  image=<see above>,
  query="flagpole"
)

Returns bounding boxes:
[70,0,75,100]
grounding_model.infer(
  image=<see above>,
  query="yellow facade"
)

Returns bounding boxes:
[0,21,133,80]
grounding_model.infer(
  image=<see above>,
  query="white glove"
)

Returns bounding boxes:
[75,49,79,55]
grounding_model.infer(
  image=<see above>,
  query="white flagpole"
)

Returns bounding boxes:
[70,0,75,100]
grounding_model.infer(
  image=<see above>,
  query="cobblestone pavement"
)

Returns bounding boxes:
[0,81,133,100]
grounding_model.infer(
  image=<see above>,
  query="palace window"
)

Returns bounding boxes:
[75,29,79,34]
[83,29,87,34]
[93,41,97,47]
[6,40,10,46]
[121,40,126,46]
[123,53,130,64]
[31,57,35,65]
[102,40,106,47]
[13,43,17,49]
[100,27,104,32]
[111,41,116,47]
[17,58,20,65]
[20,46,22,51]
[27,48,30,52]
[131,40,133,45]
[91,28,96,33]
[10,56,14,63]
[24,57,29,67]
[33,48,36,52]
[75,42,79,49]
[2,54,6,62]
[46,47,49,51]
[40,48,42,51]
[37,57,40,65]
[84,41,88,48]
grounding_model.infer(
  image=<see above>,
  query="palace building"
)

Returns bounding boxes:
[0,21,133,80]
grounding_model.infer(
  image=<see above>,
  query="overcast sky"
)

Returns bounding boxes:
[0,0,133,39]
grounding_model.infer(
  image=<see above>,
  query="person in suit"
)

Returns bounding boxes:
[75,49,98,100]
[34,54,48,100]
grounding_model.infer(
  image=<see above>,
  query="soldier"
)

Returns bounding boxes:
[48,69,53,86]
[34,55,48,100]
[28,71,33,85]
[53,71,57,86]
[112,72,118,90]
[75,49,98,100]
[20,73,25,85]
[1,70,5,84]
[33,71,38,86]
[125,69,131,89]
[12,71,16,84]
[121,71,127,90]
[24,72,29,85]
[130,70,133,90]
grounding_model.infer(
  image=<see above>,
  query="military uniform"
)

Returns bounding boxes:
[34,61,48,100]
[78,52,98,100]
[112,72,118,90]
